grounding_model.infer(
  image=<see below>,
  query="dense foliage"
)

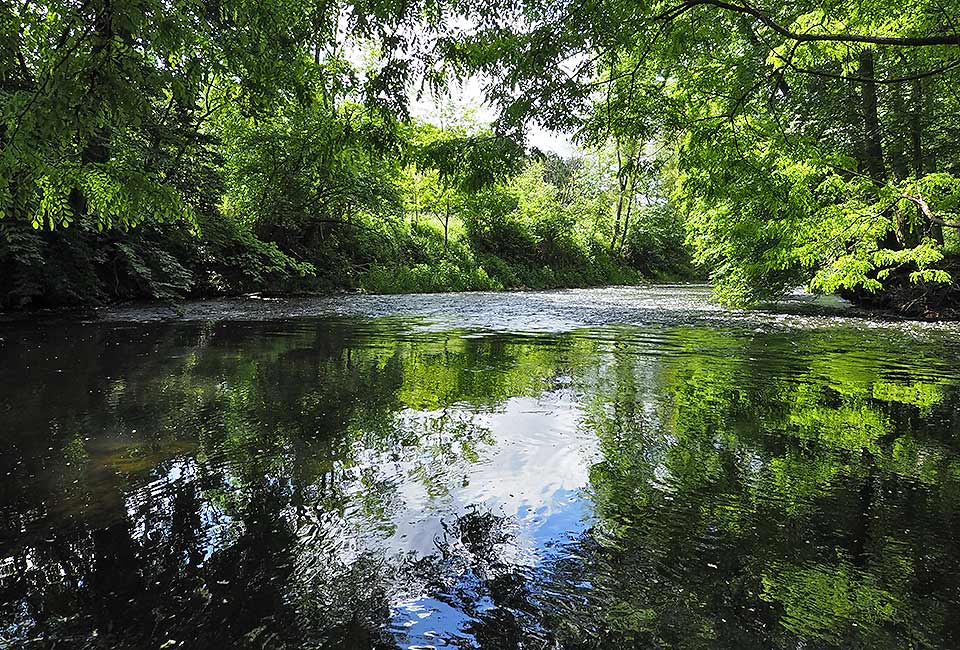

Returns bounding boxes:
[0,0,683,310]
[4,0,959,314]
[448,0,960,314]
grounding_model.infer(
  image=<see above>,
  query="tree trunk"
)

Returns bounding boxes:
[911,78,942,245]
[859,48,903,251]
[610,140,627,253]
[618,172,636,254]
[413,178,421,225]
[70,0,115,219]
[859,48,886,184]
[911,78,923,177]
[611,191,624,253]
[443,198,450,254]
[889,81,909,182]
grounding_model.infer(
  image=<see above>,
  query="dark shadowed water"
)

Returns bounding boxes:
[3,286,960,649]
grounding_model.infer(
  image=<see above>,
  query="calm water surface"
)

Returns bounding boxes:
[3,286,960,649]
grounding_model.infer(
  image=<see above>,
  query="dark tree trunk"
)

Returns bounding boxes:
[618,173,636,254]
[911,78,924,177]
[859,49,886,184]
[69,1,115,218]
[859,48,902,251]
[889,83,909,182]
[611,191,625,253]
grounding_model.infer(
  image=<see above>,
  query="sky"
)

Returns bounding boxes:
[408,76,578,157]
[340,18,579,157]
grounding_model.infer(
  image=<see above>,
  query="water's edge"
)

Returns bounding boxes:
[4,283,955,327]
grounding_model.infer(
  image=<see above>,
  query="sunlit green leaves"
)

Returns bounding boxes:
[443,0,960,306]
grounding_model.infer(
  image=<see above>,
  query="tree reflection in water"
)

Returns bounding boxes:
[1,318,959,648]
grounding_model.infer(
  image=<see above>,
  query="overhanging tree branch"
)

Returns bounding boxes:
[654,0,960,47]
[900,194,960,228]
[776,55,960,84]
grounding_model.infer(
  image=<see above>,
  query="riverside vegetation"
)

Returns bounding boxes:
[2,0,960,316]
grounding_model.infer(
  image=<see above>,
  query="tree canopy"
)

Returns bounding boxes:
[447,0,960,308]
[2,0,959,313]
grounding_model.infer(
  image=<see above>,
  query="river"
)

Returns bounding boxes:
[2,285,960,649]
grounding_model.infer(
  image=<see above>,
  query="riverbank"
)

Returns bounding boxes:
[0,210,667,311]
[5,283,959,329]
[7,285,941,336]
[838,256,960,321]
